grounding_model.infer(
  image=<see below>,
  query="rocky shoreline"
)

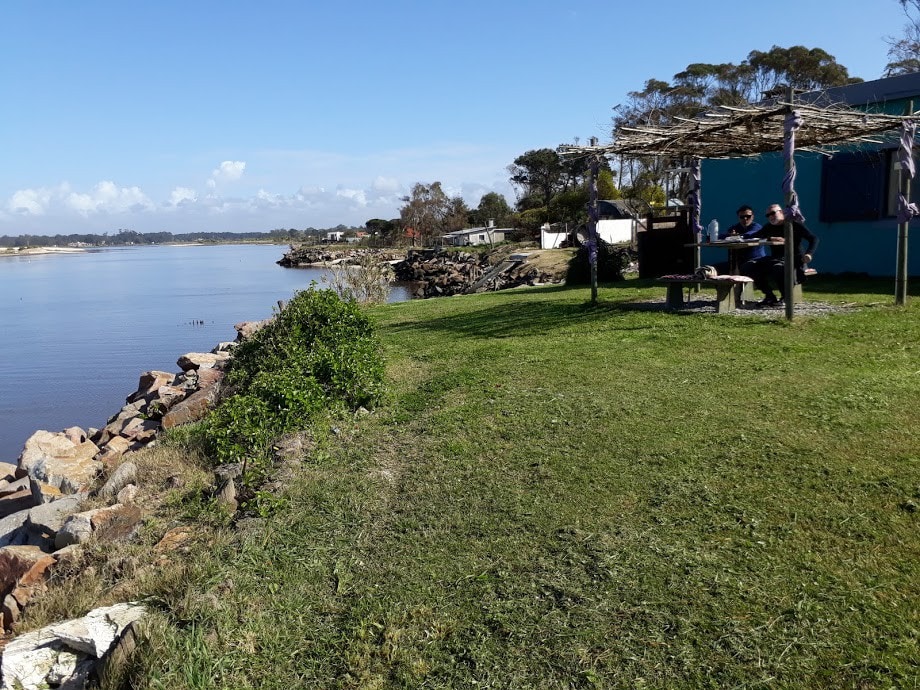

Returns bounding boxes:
[0,317,271,688]
[277,246,568,297]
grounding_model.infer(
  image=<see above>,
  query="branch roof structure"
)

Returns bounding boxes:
[561,100,917,160]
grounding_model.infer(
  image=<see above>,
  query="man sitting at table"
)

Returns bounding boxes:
[718,204,766,276]
[747,203,819,306]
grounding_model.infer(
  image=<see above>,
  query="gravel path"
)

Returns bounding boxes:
[636,297,859,317]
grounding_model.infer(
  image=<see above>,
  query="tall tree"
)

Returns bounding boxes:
[886,0,920,76]
[611,45,861,206]
[471,192,512,227]
[398,182,450,246]
[444,196,471,233]
[507,148,563,209]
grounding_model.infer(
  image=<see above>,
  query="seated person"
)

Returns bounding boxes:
[746,203,819,306]
[715,204,766,276]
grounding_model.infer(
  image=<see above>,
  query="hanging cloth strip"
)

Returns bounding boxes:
[897,120,919,223]
[782,111,806,222]
[687,159,702,238]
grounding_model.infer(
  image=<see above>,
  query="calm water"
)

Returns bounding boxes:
[0,244,409,463]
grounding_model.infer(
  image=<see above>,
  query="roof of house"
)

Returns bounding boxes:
[598,199,638,218]
[444,227,512,237]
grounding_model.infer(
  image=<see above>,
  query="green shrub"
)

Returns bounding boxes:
[201,288,385,485]
[566,240,636,284]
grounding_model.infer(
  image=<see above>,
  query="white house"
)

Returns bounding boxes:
[442,225,508,247]
[541,200,638,249]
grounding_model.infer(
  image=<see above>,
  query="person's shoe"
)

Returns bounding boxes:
[759,294,779,307]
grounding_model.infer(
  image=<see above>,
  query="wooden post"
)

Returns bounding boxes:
[588,140,600,304]
[896,100,913,306]
[784,86,796,321]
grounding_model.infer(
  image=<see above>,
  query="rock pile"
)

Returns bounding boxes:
[393,250,560,298]
[276,247,402,267]
[0,319,270,686]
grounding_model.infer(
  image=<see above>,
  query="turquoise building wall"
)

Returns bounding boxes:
[701,153,915,277]
[699,80,920,277]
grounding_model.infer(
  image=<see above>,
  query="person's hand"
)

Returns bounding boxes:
[803,253,812,264]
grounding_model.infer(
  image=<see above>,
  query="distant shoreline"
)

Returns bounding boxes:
[0,246,87,258]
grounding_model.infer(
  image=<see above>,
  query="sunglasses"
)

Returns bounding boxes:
[739,214,753,219]
[766,210,779,217]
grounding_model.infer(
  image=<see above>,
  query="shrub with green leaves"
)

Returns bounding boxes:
[202,288,385,482]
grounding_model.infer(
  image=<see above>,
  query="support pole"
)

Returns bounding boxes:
[784,86,796,321]
[588,146,600,304]
[896,100,913,306]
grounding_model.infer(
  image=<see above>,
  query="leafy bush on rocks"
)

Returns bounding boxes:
[203,288,385,484]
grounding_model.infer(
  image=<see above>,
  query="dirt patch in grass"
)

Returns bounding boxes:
[519,249,576,280]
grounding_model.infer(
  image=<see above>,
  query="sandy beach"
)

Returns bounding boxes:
[0,246,87,258]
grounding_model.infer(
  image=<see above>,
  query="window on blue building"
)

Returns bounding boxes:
[819,150,886,222]
[820,148,919,222]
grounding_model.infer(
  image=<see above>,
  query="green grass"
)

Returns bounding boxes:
[124,277,920,688]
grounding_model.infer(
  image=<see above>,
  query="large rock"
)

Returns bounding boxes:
[0,545,57,629]
[55,504,142,549]
[160,386,218,430]
[177,351,230,371]
[0,489,35,519]
[0,602,146,690]
[99,462,137,500]
[0,476,31,499]
[0,509,31,548]
[26,495,83,536]
[18,431,101,494]
[94,435,133,466]
[234,319,271,340]
[126,370,175,404]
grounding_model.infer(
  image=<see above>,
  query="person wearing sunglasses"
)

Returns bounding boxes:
[747,203,819,306]
[709,204,768,278]
[726,204,767,263]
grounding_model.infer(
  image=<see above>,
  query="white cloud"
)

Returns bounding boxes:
[65,181,154,215]
[335,187,367,205]
[8,188,53,215]
[0,145,518,233]
[211,160,246,182]
[168,187,197,207]
[372,176,399,193]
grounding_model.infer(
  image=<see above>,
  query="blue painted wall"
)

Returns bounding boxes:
[701,153,915,277]
[699,78,920,277]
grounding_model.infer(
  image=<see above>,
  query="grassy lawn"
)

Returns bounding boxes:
[123,277,919,688]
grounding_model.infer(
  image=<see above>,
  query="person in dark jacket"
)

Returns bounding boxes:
[748,203,819,306]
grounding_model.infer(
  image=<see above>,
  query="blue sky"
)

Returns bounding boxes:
[0,0,910,235]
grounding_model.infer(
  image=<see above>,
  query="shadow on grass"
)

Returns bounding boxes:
[394,290,784,340]
[805,275,918,298]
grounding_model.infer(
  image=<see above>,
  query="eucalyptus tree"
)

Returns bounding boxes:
[611,45,860,205]
[886,0,920,76]
[398,182,451,246]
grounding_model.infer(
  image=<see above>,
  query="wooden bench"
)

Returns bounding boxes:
[657,276,754,313]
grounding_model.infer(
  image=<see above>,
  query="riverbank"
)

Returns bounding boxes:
[278,244,577,296]
[0,246,86,257]
[10,276,920,687]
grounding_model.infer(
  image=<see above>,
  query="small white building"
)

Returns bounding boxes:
[442,225,508,247]
[324,231,345,242]
[541,200,638,249]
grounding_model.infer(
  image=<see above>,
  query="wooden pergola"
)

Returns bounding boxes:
[561,89,918,319]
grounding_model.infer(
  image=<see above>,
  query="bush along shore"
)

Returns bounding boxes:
[0,288,383,689]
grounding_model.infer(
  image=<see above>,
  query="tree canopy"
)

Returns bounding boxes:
[886,0,920,76]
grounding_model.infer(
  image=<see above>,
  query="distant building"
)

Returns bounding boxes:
[442,223,508,247]
[540,199,639,249]
[324,231,345,242]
